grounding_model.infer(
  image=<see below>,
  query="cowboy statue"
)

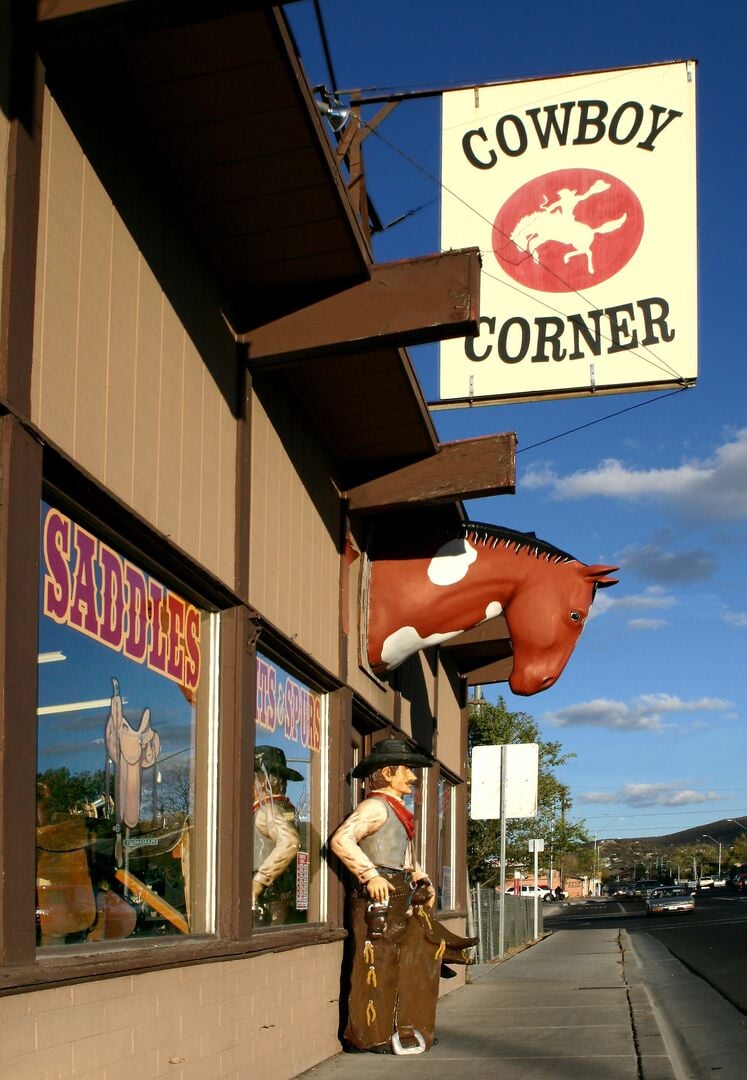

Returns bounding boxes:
[253,745,302,925]
[330,739,476,1055]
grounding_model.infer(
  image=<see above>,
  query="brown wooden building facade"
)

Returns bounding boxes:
[0,4,516,1077]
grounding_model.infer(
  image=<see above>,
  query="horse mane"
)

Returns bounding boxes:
[457,521,578,565]
[367,519,579,564]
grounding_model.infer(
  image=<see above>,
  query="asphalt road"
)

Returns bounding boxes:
[552,890,747,1013]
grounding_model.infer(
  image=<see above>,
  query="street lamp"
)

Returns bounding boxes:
[702,833,722,878]
[728,818,747,832]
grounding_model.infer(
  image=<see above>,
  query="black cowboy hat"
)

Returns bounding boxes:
[352,738,433,779]
[255,744,303,782]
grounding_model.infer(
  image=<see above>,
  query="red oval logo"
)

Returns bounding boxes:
[492,168,644,293]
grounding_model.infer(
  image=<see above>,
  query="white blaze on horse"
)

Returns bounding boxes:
[365,523,618,697]
[510,179,627,274]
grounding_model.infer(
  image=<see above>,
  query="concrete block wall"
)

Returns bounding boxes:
[0,942,343,1080]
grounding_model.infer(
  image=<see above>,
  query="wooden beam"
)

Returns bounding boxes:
[240,248,481,366]
[440,615,511,650]
[345,432,516,513]
[440,614,513,685]
[463,657,514,686]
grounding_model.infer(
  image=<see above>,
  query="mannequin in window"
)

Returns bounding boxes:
[253,745,302,925]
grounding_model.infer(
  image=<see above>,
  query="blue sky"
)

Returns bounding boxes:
[288,0,747,839]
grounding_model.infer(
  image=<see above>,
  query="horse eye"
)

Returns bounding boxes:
[570,611,582,623]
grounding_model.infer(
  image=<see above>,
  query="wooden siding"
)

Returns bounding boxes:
[248,379,341,674]
[31,90,237,586]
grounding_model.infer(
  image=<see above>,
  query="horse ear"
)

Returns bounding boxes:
[586,565,619,588]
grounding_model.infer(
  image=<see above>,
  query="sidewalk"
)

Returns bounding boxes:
[301,923,677,1080]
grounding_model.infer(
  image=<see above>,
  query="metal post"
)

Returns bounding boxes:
[533,841,539,940]
[498,744,507,959]
[475,883,484,963]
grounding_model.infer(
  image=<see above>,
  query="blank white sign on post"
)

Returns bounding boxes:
[470,743,539,820]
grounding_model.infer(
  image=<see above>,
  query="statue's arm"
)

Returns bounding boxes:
[330,799,393,900]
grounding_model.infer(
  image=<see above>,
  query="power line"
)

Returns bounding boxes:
[311,0,339,100]
[516,386,691,454]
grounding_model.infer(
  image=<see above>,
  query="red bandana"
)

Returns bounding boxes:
[370,792,415,839]
[253,793,294,813]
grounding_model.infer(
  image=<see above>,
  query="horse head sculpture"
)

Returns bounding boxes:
[365,522,618,696]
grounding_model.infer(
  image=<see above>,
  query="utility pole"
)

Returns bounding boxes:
[702,834,722,879]
[559,792,569,887]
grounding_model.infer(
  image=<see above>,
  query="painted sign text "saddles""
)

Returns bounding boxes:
[42,506,201,692]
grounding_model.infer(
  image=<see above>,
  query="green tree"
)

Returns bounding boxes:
[37,766,107,821]
[467,697,589,883]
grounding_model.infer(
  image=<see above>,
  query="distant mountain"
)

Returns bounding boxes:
[602,818,746,849]
[590,818,747,879]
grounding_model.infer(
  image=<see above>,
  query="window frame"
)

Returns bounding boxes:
[436,772,457,914]
[36,499,222,950]
[0,440,347,993]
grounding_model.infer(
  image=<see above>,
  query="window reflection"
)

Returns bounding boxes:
[253,654,323,927]
[36,501,216,947]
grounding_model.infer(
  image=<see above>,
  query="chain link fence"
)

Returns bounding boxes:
[468,883,544,962]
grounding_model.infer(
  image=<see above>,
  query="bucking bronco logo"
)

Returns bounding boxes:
[492,168,644,293]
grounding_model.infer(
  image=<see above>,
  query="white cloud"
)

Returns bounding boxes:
[587,585,676,621]
[615,587,676,610]
[723,609,747,628]
[523,427,747,521]
[627,618,669,630]
[544,693,734,731]
[580,783,725,807]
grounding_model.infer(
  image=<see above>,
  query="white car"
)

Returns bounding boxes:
[646,885,695,916]
[505,884,557,902]
[697,876,715,889]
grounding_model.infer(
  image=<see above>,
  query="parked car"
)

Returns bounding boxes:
[505,884,557,902]
[697,876,715,889]
[646,885,695,916]
[731,872,747,893]
[632,879,662,899]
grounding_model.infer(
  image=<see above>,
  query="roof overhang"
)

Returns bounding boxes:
[35,1,517,506]
[36,1,373,328]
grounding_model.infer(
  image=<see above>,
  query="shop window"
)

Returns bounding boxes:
[405,756,426,868]
[351,729,365,809]
[254,653,326,929]
[36,501,218,948]
[437,777,456,911]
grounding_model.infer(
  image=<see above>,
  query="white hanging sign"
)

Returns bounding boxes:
[439,61,697,406]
